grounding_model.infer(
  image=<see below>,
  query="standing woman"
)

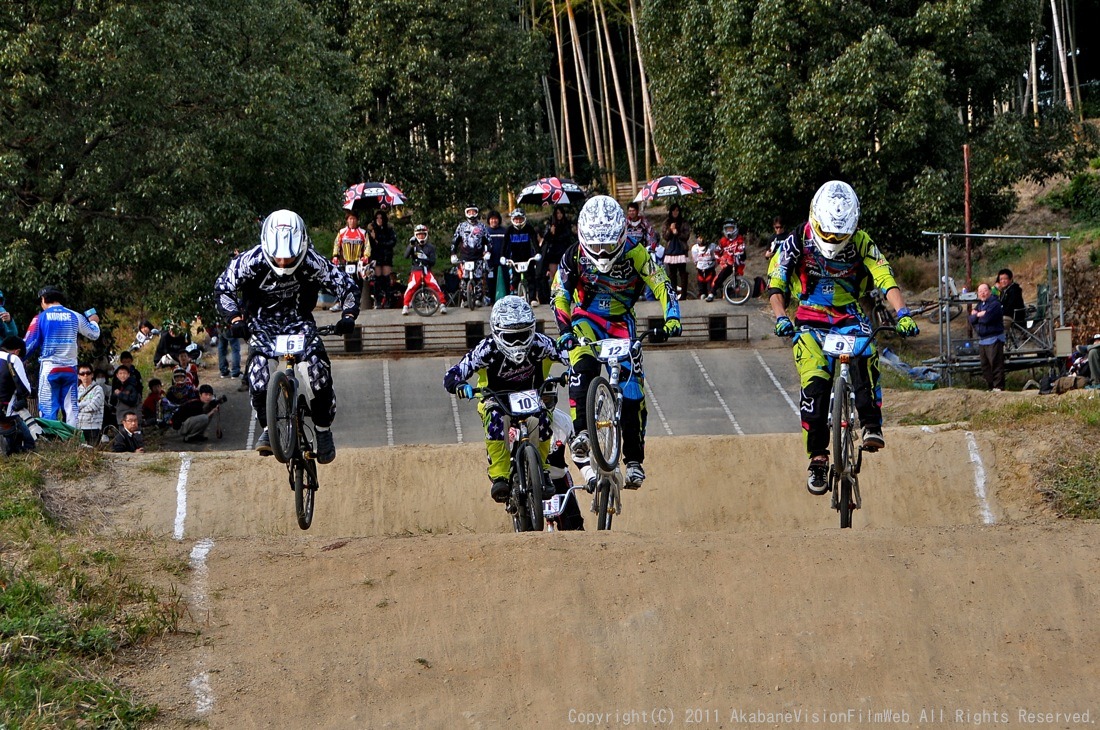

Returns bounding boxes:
[368,210,398,308]
[541,205,574,303]
[662,203,692,299]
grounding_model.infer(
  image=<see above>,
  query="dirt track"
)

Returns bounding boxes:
[82,428,1100,728]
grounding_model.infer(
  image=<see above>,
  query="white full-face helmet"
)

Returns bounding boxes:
[577,195,627,273]
[510,208,526,227]
[808,181,860,259]
[490,295,536,363]
[260,209,310,276]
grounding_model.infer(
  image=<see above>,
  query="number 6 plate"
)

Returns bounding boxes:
[598,338,631,361]
[274,334,307,355]
[821,333,857,356]
[508,389,541,416]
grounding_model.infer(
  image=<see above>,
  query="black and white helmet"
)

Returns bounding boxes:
[490,295,536,363]
[413,224,428,240]
[809,181,860,259]
[509,208,526,226]
[722,219,738,238]
[464,204,480,222]
[577,194,627,273]
[260,209,309,276]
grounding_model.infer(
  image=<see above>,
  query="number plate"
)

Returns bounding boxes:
[508,389,541,416]
[273,334,307,355]
[543,493,563,518]
[820,332,871,357]
[463,261,475,271]
[598,338,632,361]
[513,261,529,273]
[344,264,357,275]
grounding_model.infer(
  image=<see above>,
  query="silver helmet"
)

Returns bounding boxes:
[809,181,860,259]
[260,209,309,276]
[509,208,526,227]
[489,295,536,363]
[577,195,627,273]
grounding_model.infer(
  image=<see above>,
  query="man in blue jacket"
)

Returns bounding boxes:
[969,283,1005,391]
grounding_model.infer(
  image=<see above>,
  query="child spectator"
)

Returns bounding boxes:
[715,220,747,294]
[76,365,104,445]
[168,383,224,443]
[141,378,165,427]
[177,346,200,387]
[113,351,144,396]
[128,320,158,352]
[690,237,722,302]
[110,365,142,424]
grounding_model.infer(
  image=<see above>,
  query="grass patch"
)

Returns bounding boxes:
[139,457,177,477]
[1,443,180,727]
[1040,452,1100,519]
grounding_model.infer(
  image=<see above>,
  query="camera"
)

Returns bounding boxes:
[215,395,228,405]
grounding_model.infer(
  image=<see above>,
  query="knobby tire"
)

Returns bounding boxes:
[586,377,621,472]
[838,476,854,529]
[830,374,856,528]
[293,459,317,530]
[596,478,613,531]
[520,442,544,532]
[412,287,440,317]
[267,369,297,464]
[723,275,751,305]
[466,277,477,311]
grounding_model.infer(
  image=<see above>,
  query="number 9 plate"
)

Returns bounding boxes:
[598,338,632,361]
[821,333,857,356]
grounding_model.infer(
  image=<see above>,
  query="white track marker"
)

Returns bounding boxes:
[188,538,215,716]
[383,360,394,446]
[644,379,674,436]
[690,350,744,435]
[443,359,463,443]
[753,349,800,416]
[173,453,193,541]
[245,408,257,451]
[965,431,995,525]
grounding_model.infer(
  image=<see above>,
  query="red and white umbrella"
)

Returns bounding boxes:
[632,175,704,203]
[342,182,407,211]
[516,177,586,206]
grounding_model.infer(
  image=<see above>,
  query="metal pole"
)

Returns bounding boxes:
[963,144,972,290]
[1055,234,1064,326]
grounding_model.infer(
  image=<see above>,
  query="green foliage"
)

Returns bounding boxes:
[1045,172,1100,223]
[1041,452,1100,519]
[639,0,1098,253]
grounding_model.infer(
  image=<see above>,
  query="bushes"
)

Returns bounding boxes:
[1046,172,1100,223]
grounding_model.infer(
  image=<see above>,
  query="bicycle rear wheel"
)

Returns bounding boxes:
[586,377,621,472]
[723,275,751,305]
[412,287,440,316]
[266,369,298,464]
[595,477,613,530]
[293,459,317,530]
[519,442,544,532]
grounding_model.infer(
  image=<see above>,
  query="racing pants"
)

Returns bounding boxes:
[479,401,552,481]
[38,361,79,426]
[568,313,647,464]
[247,345,336,428]
[793,331,881,459]
[403,270,445,307]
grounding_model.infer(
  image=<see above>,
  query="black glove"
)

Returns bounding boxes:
[229,319,250,339]
[648,327,669,344]
[334,316,356,335]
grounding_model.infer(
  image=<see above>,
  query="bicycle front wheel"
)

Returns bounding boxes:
[267,369,298,464]
[412,287,440,316]
[293,459,317,530]
[519,442,544,532]
[516,280,528,302]
[586,377,621,472]
[723,275,751,305]
[595,478,613,531]
[466,278,477,310]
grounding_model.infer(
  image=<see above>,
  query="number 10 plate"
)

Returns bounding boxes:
[508,389,541,416]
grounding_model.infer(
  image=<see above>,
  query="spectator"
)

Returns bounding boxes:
[110,365,142,423]
[501,209,542,305]
[0,290,18,340]
[110,411,145,453]
[128,320,158,352]
[164,368,197,407]
[766,216,791,258]
[485,210,507,302]
[715,220,747,295]
[142,378,166,426]
[1088,333,1100,389]
[996,268,1027,328]
[76,365,104,445]
[624,202,657,250]
[331,211,371,311]
[177,346,200,387]
[113,351,144,396]
[367,210,397,308]
[0,335,35,455]
[216,323,242,381]
[969,283,1005,391]
[690,236,722,302]
[154,320,191,369]
[541,205,573,302]
[168,383,224,444]
[23,286,101,426]
[661,203,692,300]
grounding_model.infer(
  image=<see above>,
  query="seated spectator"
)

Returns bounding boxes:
[110,365,142,424]
[162,368,197,425]
[113,351,144,396]
[168,383,225,443]
[996,269,1027,327]
[154,320,191,369]
[76,365,105,445]
[0,290,18,340]
[128,320,158,352]
[110,411,145,453]
[142,378,166,426]
[0,335,35,455]
[177,346,200,387]
[1089,334,1100,389]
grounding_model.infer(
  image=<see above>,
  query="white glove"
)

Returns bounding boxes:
[450,255,459,264]
[500,256,508,266]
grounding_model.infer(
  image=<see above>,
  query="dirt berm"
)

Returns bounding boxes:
[89,430,1100,728]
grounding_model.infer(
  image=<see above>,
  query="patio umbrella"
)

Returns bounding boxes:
[632,175,704,203]
[516,177,586,206]
[342,182,407,211]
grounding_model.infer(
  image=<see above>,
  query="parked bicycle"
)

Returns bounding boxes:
[798,324,892,528]
[266,324,337,530]
[503,254,541,303]
[455,253,491,310]
[574,330,656,530]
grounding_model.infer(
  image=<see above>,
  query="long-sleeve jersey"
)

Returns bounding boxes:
[444,333,564,394]
[0,351,32,415]
[553,241,680,335]
[765,222,899,328]
[691,242,721,271]
[213,245,359,357]
[452,221,490,261]
[333,226,370,262]
[502,224,541,262]
[24,306,101,365]
[624,217,656,249]
[717,234,746,266]
[404,240,438,270]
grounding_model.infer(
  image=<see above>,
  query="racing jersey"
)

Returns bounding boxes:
[624,216,657,249]
[691,242,721,271]
[213,245,359,357]
[765,222,899,328]
[405,239,438,269]
[444,333,564,394]
[718,234,746,266]
[552,241,680,335]
[333,226,370,262]
[24,306,101,366]
[452,221,490,261]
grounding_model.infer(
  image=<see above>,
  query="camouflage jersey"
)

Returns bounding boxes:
[552,241,680,334]
[765,222,899,329]
[444,333,564,394]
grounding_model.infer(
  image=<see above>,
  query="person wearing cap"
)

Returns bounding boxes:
[168,383,223,444]
[0,290,18,340]
[23,286,101,427]
[0,335,35,454]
